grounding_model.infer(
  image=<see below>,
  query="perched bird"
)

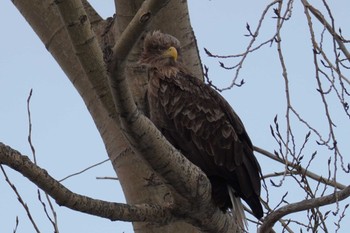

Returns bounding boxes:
[140,31,263,227]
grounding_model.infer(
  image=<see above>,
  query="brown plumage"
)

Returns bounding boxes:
[140,31,263,220]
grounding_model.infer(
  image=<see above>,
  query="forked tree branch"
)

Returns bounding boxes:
[0,142,173,223]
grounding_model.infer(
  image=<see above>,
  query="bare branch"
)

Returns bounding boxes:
[59,158,110,182]
[301,0,350,61]
[27,89,36,163]
[37,190,59,232]
[44,193,59,233]
[0,142,173,223]
[275,0,294,165]
[96,176,119,180]
[224,0,280,90]
[13,216,19,233]
[259,185,350,232]
[254,146,347,190]
[0,165,41,233]
[27,89,60,232]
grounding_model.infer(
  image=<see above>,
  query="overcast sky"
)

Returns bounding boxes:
[1,1,349,232]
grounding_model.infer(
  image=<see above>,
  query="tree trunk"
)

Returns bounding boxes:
[12,0,202,232]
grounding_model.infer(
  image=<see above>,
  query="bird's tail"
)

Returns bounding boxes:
[227,185,248,232]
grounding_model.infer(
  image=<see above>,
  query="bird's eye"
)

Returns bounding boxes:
[149,45,164,53]
[157,46,166,52]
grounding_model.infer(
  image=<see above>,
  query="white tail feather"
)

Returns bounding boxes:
[227,185,248,232]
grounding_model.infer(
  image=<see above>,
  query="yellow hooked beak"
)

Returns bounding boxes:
[163,46,178,61]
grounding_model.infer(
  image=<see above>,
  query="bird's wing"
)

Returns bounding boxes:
[157,72,254,170]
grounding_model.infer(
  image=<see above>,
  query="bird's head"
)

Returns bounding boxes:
[140,31,182,72]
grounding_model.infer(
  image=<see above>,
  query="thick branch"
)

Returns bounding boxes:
[55,0,115,115]
[259,185,350,232]
[0,142,172,223]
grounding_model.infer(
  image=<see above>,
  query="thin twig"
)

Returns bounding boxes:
[27,89,36,164]
[45,193,59,233]
[96,176,119,180]
[204,0,281,90]
[26,89,60,232]
[13,216,19,233]
[59,158,110,182]
[0,165,40,233]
